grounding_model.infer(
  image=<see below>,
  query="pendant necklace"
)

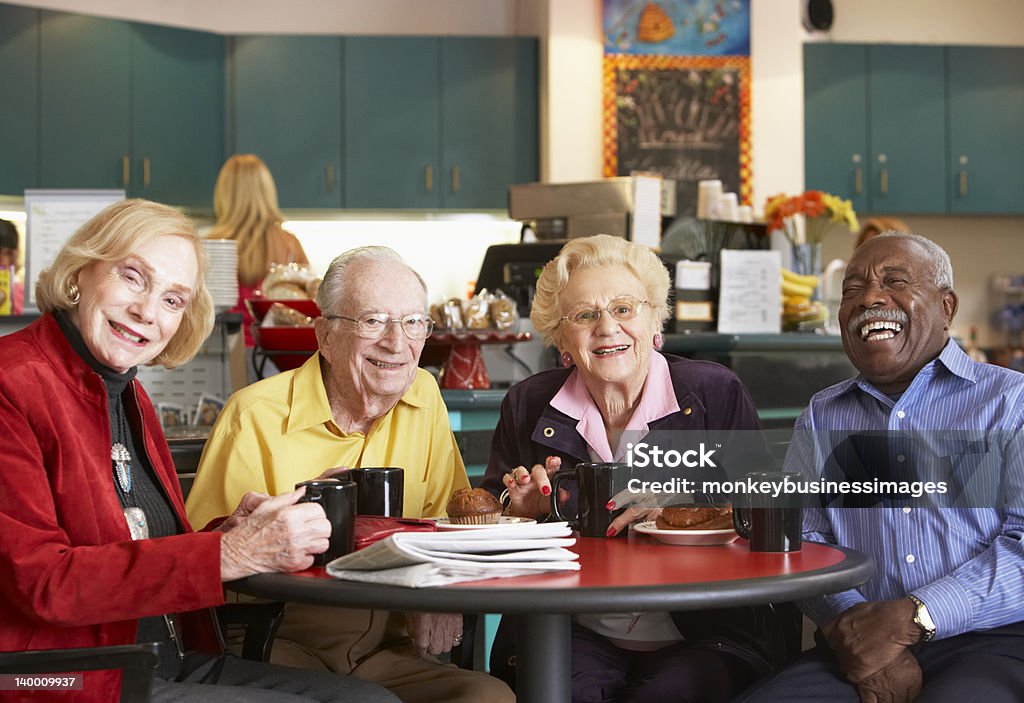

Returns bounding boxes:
[112,442,132,492]
[112,401,149,541]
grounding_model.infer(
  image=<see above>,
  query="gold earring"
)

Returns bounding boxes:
[68,282,80,305]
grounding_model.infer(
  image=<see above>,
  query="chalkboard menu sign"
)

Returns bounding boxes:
[603,55,751,217]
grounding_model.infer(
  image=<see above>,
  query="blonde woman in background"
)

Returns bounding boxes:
[209,154,309,376]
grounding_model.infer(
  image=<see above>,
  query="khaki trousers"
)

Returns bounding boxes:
[262,603,513,703]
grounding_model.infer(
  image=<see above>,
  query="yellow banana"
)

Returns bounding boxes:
[781,279,815,298]
[781,268,820,288]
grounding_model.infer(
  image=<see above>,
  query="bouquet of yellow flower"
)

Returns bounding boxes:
[763,190,859,246]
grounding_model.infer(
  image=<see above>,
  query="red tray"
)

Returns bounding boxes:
[253,326,317,371]
[247,298,321,325]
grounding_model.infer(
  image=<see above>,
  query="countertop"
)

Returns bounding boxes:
[662,332,846,353]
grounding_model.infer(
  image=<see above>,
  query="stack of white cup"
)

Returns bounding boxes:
[696,180,723,219]
[710,192,739,221]
[697,180,751,223]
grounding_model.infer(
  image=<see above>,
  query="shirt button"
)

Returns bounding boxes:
[683,407,692,416]
[903,506,912,514]
[906,554,916,563]
[897,454,906,462]
[896,410,906,419]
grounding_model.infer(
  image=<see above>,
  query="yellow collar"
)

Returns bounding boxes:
[285,353,433,435]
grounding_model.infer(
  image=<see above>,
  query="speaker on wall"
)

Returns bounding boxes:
[803,0,834,32]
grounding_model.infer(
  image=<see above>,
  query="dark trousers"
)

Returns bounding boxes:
[571,623,759,703]
[150,653,399,703]
[737,621,1024,703]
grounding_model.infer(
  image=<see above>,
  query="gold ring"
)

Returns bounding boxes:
[452,634,463,645]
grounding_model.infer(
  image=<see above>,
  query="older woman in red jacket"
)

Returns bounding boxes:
[0,200,395,703]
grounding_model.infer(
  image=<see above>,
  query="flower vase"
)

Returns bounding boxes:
[791,242,823,300]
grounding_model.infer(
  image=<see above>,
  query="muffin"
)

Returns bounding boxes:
[446,487,502,525]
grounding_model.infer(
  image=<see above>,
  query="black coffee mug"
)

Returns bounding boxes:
[348,467,404,517]
[296,480,357,565]
[551,462,631,538]
[733,471,803,552]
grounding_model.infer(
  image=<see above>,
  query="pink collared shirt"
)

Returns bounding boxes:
[550,351,680,462]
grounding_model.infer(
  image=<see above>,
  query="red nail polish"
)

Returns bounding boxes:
[606,526,617,537]
[606,500,616,510]
[542,486,552,496]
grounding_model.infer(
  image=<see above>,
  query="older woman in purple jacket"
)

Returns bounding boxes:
[480,234,774,703]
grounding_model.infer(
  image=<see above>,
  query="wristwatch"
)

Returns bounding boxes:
[907,594,936,642]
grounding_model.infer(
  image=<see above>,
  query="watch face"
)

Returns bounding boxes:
[911,597,936,638]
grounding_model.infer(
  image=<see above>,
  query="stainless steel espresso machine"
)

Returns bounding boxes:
[508,177,677,240]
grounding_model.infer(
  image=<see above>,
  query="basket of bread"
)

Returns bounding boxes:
[249,264,322,371]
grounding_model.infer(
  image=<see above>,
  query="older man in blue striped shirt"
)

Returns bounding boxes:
[742,234,1024,703]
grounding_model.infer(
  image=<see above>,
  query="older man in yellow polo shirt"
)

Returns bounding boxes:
[186,246,511,703]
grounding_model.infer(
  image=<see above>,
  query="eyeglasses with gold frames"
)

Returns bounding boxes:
[558,297,649,327]
[324,312,434,340]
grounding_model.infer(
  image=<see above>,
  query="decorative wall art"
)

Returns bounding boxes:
[603,1,751,216]
[603,0,751,57]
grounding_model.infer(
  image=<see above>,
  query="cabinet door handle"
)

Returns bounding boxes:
[121,155,130,187]
[424,165,433,193]
[325,165,335,193]
[854,167,863,195]
[142,157,151,187]
[451,165,460,194]
[880,168,889,195]
[959,170,968,197]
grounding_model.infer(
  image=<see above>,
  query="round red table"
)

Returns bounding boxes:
[229,534,873,703]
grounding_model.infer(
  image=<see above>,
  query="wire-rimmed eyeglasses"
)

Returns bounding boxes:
[558,297,649,327]
[324,313,434,340]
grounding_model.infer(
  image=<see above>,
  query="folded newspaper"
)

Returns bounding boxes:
[325,521,579,587]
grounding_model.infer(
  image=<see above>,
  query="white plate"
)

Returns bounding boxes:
[632,521,739,546]
[432,516,536,531]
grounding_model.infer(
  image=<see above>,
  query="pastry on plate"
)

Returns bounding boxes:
[656,505,733,531]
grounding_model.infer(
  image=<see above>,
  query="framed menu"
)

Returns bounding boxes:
[24,189,124,308]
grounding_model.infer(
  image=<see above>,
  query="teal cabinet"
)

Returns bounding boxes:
[441,38,539,210]
[804,43,869,214]
[804,43,945,214]
[805,42,1024,215]
[38,11,223,207]
[13,6,538,211]
[867,45,946,214]
[39,11,132,191]
[947,47,1024,214]
[132,24,224,208]
[344,37,441,209]
[0,5,39,196]
[230,36,343,209]
[344,36,539,209]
